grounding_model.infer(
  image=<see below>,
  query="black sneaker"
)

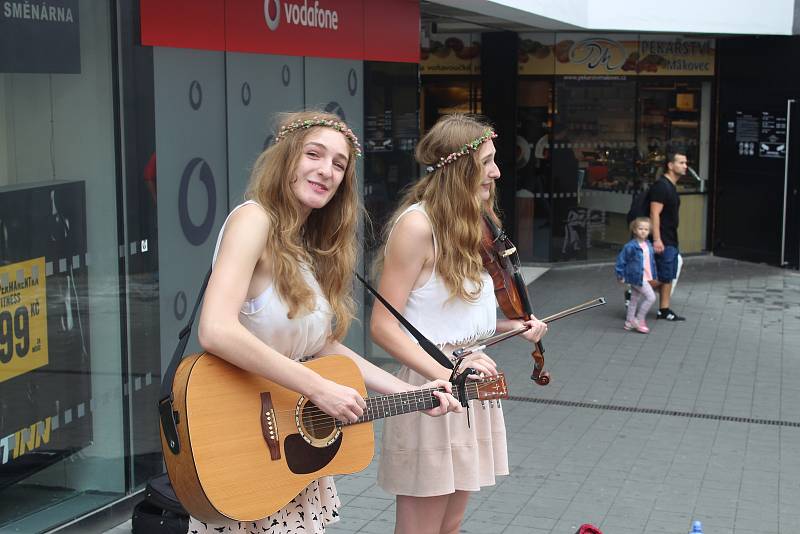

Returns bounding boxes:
[624,288,631,308]
[657,308,685,321]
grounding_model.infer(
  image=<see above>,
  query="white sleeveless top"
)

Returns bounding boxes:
[389,203,496,348]
[212,200,332,359]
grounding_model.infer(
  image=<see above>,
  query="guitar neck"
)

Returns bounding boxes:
[339,382,486,427]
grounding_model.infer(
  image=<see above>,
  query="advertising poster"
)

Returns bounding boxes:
[0,181,91,490]
[637,36,715,76]
[420,33,481,75]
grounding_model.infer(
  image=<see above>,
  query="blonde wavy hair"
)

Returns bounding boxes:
[376,114,499,302]
[245,110,361,340]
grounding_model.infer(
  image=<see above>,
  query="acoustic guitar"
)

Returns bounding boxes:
[160,352,508,523]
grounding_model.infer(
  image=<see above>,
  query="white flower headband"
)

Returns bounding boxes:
[275,117,362,157]
[425,129,498,173]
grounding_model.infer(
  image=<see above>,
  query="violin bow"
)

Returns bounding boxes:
[452,297,606,359]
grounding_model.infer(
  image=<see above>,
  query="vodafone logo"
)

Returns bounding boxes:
[264,0,280,30]
[263,0,339,32]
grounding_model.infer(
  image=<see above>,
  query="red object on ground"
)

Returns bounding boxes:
[575,525,603,534]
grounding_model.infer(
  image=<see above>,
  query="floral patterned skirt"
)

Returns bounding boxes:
[187,477,340,534]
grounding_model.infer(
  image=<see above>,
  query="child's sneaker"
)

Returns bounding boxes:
[635,321,650,334]
[624,320,637,331]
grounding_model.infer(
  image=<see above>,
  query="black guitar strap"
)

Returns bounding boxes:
[355,272,454,370]
[356,273,481,418]
[159,266,212,455]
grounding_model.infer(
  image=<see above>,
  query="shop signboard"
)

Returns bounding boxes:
[553,34,639,76]
[0,181,92,490]
[0,0,80,73]
[419,33,481,75]
[512,33,717,77]
[637,36,715,76]
[141,0,419,63]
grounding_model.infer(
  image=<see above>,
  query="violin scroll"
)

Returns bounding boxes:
[531,342,550,385]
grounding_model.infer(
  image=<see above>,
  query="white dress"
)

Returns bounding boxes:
[188,201,340,534]
[377,204,509,497]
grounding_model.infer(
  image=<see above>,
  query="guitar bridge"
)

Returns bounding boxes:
[260,392,281,460]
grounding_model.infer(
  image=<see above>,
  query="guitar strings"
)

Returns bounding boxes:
[267,386,460,423]
[267,383,502,426]
[294,386,471,425]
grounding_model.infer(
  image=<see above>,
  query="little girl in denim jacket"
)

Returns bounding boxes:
[615,217,658,333]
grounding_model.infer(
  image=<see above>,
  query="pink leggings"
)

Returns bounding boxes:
[627,282,656,323]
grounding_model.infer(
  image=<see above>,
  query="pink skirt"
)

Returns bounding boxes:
[377,366,509,497]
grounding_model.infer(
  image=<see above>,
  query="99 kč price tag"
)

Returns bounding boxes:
[0,257,48,383]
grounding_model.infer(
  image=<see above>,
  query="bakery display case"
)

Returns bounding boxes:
[638,80,703,192]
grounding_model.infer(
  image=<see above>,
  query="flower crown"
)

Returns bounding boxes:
[425,129,498,173]
[275,117,362,157]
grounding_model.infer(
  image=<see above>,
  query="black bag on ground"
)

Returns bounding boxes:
[131,473,189,534]
[626,188,650,224]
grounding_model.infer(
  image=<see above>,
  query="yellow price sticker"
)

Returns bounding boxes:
[0,257,48,383]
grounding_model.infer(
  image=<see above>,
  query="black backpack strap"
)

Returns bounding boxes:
[159,267,212,455]
[355,272,453,370]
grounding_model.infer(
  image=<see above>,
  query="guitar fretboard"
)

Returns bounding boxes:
[338,383,482,426]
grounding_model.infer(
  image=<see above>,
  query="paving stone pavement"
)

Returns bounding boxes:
[325,256,800,534]
[102,255,800,534]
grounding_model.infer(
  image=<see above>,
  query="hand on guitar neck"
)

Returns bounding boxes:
[306,374,462,423]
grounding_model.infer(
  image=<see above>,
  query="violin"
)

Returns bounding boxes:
[478,213,550,385]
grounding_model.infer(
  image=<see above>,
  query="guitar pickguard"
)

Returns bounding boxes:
[284,433,342,474]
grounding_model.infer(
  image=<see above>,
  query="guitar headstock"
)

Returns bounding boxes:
[474,373,508,400]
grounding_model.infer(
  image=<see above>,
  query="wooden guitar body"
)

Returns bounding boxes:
[160,353,373,524]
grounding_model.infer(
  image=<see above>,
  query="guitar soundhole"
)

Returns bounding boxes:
[302,401,336,439]
[296,397,342,447]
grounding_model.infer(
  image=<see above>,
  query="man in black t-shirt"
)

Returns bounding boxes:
[649,151,686,321]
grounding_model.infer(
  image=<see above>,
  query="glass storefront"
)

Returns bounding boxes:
[516,77,710,262]
[0,2,127,531]
[421,32,714,263]
[362,61,421,358]
[1,2,419,530]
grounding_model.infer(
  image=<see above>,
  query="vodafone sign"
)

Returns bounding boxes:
[264,0,340,32]
[141,0,419,63]
[228,0,362,58]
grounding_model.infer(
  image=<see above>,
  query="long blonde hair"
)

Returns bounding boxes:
[245,110,360,340]
[376,114,498,302]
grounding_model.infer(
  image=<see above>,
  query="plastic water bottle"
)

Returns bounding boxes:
[689,520,703,534]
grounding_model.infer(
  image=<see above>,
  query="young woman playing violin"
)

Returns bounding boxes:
[194,111,461,534]
[370,114,548,534]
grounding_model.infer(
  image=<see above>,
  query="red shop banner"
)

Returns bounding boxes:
[140,0,419,63]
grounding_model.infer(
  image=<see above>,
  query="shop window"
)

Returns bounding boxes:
[552,77,638,261]
[363,62,420,358]
[638,80,703,192]
[516,79,553,262]
[0,2,125,531]
[421,79,481,132]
